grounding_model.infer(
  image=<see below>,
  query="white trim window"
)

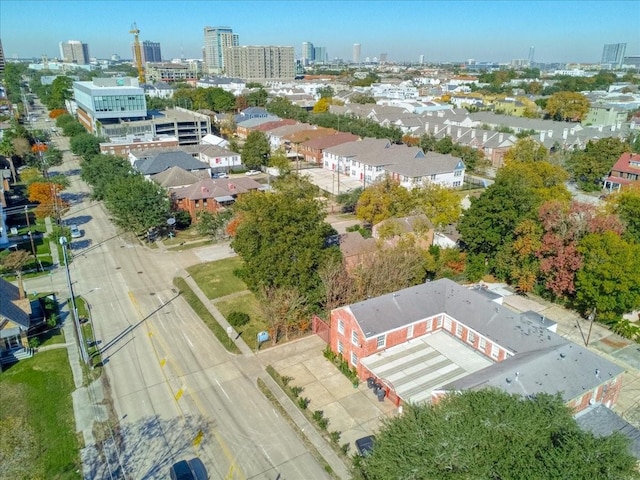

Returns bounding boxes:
[468,331,476,345]
[456,323,463,337]
[436,316,443,328]
[444,317,452,330]
[491,344,500,359]
[352,330,359,346]
[337,340,344,354]
[376,335,386,349]
[407,324,414,339]
[337,319,344,334]
[351,351,358,366]
[479,337,487,350]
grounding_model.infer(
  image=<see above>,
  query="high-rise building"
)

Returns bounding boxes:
[203,26,239,74]
[223,45,295,80]
[0,39,5,73]
[379,53,387,64]
[302,41,314,65]
[419,54,425,65]
[353,43,361,64]
[528,46,535,66]
[59,40,90,64]
[141,40,162,63]
[313,46,327,65]
[601,43,627,68]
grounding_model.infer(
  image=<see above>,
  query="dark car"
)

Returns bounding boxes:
[170,458,207,480]
[355,435,376,456]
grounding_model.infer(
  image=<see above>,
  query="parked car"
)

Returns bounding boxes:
[212,172,229,179]
[245,169,261,176]
[169,458,207,480]
[355,435,376,456]
[70,224,82,238]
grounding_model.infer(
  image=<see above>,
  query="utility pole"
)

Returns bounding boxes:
[60,236,89,365]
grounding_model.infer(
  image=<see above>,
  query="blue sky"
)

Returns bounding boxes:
[1,1,638,63]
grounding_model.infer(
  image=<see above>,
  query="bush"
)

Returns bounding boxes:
[29,337,40,348]
[227,311,250,327]
[298,397,310,409]
[329,430,341,444]
[46,314,58,328]
[290,385,303,397]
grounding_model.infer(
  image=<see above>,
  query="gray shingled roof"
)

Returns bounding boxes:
[134,151,210,176]
[575,404,640,458]
[150,166,201,188]
[324,137,391,157]
[345,278,623,404]
[0,278,31,338]
[384,151,463,178]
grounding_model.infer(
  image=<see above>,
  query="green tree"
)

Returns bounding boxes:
[195,209,233,239]
[503,137,548,164]
[317,86,334,98]
[414,184,461,229]
[574,231,640,323]
[459,160,569,261]
[355,389,638,480]
[545,91,590,121]
[355,177,414,225]
[606,183,640,244]
[350,93,376,104]
[47,76,73,110]
[70,132,102,158]
[565,137,630,191]
[80,154,133,200]
[242,131,270,169]
[246,88,268,107]
[103,175,170,235]
[231,188,338,304]
[336,187,363,213]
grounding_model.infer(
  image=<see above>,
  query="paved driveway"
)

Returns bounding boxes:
[258,336,398,451]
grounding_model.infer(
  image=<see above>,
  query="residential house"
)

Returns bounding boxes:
[352,144,425,185]
[237,118,297,140]
[150,166,203,189]
[339,231,378,271]
[583,104,627,128]
[131,150,211,178]
[329,278,623,411]
[170,177,262,221]
[323,138,392,176]
[265,123,316,152]
[191,144,242,174]
[0,278,36,369]
[384,152,465,189]
[283,127,336,159]
[298,132,360,165]
[603,152,640,191]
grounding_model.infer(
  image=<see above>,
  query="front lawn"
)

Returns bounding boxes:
[187,257,247,300]
[215,292,269,350]
[0,349,80,479]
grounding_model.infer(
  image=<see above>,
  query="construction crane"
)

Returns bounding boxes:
[129,22,145,84]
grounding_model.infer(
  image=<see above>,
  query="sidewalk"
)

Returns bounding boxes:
[178,268,352,478]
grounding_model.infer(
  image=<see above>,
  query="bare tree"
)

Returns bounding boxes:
[319,256,355,313]
[2,250,32,299]
[259,286,308,343]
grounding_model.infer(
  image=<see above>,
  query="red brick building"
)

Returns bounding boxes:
[603,152,640,192]
[329,278,623,412]
[170,177,262,222]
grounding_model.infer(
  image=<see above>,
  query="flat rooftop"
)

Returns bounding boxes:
[361,331,492,404]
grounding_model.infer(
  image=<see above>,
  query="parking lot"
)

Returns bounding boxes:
[258,335,399,450]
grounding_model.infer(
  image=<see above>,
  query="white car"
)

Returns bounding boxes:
[245,169,261,176]
[70,224,82,238]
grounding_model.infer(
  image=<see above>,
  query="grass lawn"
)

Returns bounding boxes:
[187,257,247,300]
[0,349,81,479]
[173,277,240,354]
[162,226,209,246]
[167,239,214,252]
[215,292,268,350]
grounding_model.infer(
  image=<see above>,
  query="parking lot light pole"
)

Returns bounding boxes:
[60,236,89,364]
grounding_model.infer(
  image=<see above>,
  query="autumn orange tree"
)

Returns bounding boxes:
[27,181,69,220]
[49,108,68,119]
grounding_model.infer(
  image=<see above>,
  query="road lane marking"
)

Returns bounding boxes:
[215,379,231,401]
[182,331,194,348]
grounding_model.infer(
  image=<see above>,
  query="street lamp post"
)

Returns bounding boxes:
[60,236,89,364]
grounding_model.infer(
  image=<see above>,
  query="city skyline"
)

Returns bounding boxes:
[1,0,639,64]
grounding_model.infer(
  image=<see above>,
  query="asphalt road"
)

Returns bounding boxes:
[25,104,332,480]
